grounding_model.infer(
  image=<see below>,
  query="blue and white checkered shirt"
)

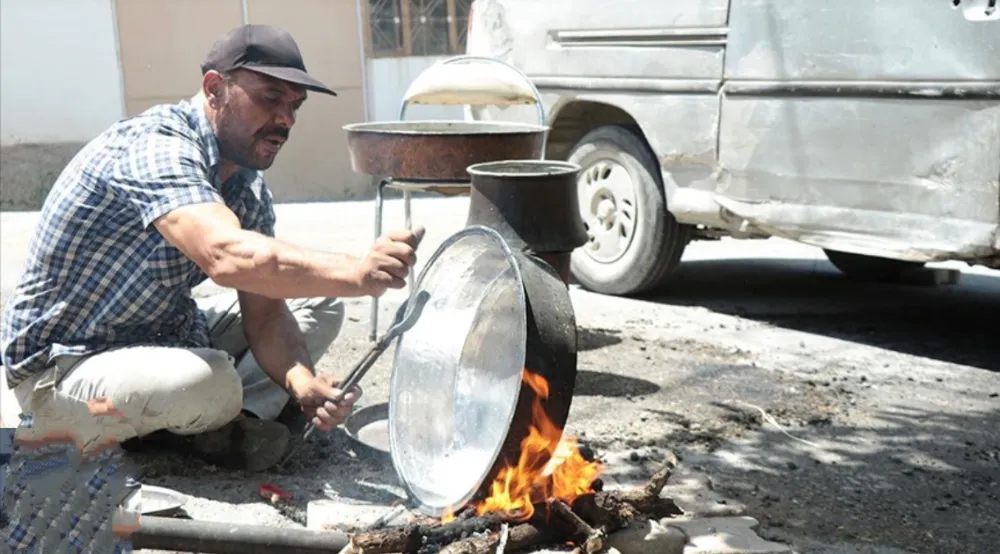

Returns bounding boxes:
[1,98,276,389]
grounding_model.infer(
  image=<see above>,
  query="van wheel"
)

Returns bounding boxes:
[568,125,690,295]
[824,249,925,281]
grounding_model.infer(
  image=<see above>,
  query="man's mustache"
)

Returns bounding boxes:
[257,127,290,140]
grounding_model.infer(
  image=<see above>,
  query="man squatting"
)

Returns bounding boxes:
[0,25,422,472]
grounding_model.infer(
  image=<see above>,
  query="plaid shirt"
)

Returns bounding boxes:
[1,98,276,389]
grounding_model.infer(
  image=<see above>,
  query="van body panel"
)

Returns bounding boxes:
[717,0,1000,261]
[466,0,1000,265]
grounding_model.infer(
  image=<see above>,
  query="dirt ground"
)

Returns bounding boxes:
[2,200,998,553]
[128,254,999,554]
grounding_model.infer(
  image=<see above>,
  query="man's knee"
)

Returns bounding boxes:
[289,297,345,355]
[166,348,243,432]
[315,298,345,335]
[294,297,345,325]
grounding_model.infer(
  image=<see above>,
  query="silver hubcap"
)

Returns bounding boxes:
[577,159,638,263]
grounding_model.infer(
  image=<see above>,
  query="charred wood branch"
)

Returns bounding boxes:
[351,454,681,554]
[546,499,604,551]
[437,518,559,554]
[573,455,683,531]
[546,499,605,554]
[612,453,683,519]
[348,513,507,554]
[642,452,678,497]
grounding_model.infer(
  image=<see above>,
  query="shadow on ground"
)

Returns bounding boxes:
[126,423,406,514]
[582,401,1000,554]
[574,369,661,397]
[578,326,624,352]
[642,257,1000,371]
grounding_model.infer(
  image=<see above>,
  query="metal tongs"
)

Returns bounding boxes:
[280,290,431,465]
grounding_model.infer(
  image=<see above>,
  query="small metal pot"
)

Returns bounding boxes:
[343,402,391,458]
[343,121,548,182]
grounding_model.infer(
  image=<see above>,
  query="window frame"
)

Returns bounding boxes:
[363,0,471,58]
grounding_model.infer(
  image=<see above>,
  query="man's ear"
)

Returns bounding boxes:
[202,71,227,108]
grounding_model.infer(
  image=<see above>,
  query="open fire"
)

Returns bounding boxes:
[470,370,602,522]
[344,371,684,554]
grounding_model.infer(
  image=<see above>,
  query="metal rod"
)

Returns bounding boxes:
[403,189,415,295]
[370,179,387,342]
[284,290,430,464]
[129,516,349,554]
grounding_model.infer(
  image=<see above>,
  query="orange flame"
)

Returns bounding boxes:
[469,369,602,522]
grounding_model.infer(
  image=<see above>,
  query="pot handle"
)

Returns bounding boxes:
[398,55,545,125]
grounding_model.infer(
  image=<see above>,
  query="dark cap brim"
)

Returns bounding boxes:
[244,65,338,96]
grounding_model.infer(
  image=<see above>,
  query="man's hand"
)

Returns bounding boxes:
[293,373,362,432]
[356,226,426,297]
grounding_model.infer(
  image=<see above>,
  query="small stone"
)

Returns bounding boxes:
[668,516,792,553]
[604,519,688,554]
[786,461,798,471]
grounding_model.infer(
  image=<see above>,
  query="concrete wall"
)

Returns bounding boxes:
[1,0,370,211]
[0,0,126,210]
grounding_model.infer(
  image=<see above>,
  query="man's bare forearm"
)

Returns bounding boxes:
[240,294,315,397]
[210,230,366,299]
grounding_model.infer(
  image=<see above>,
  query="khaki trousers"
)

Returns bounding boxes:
[0,293,344,453]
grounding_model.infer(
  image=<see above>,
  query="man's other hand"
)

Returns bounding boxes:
[357,225,425,297]
[294,374,362,432]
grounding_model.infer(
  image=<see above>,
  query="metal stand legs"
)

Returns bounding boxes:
[370,181,385,341]
[369,180,413,342]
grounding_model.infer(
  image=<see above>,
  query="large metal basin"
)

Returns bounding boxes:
[388,225,578,516]
[343,120,548,183]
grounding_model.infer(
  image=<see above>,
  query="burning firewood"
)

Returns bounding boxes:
[347,513,507,554]
[349,454,683,554]
[437,518,558,554]
[573,451,682,530]
[546,499,605,554]
[349,369,684,554]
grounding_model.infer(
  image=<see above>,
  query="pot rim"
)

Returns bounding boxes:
[467,159,582,178]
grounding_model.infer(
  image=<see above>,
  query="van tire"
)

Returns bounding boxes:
[568,125,690,296]
[824,249,925,281]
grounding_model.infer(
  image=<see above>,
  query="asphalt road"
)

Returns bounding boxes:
[2,197,998,553]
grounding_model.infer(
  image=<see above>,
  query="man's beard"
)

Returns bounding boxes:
[215,104,289,171]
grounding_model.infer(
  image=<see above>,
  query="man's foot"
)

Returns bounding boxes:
[188,416,291,472]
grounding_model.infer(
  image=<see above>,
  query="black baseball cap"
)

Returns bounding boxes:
[201,24,337,96]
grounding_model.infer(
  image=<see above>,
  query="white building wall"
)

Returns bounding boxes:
[0,0,125,145]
